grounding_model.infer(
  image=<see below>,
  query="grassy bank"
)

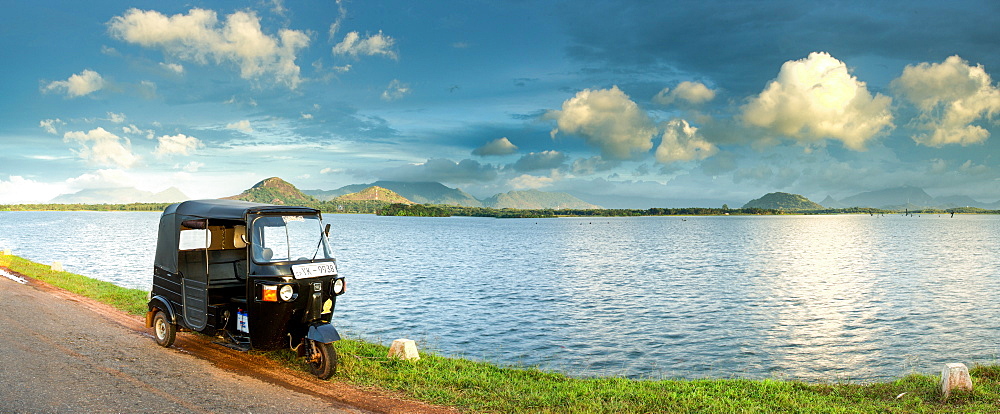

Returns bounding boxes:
[2,253,999,413]
[0,253,147,315]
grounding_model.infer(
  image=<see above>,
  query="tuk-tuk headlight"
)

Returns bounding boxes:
[279,284,295,302]
[332,278,346,295]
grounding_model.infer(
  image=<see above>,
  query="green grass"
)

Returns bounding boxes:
[4,252,1000,413]
[0,253,147,315]
[321,339,1000,413]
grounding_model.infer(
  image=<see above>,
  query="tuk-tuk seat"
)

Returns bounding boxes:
[207,249,246,287]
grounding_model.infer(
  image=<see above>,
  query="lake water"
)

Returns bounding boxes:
[1,211,998,381]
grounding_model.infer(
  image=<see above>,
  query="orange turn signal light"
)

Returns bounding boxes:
[262,285,278,302]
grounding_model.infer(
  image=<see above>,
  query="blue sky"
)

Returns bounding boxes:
[2,0,1000,207]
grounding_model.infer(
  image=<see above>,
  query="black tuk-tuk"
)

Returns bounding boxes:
[146,199,346,379]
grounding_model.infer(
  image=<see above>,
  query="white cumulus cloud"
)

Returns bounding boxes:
[107,112,126,123]
[655,119,718,163]
[0,176,69,204]
[122,124,155,139]
[160,62,184,73]
[509,174,557,190]
[472,137,518,156]
[653,81,716,105]
[332,31,397,59]
[381,79,410,101]
[65,169,137,189]
[154,134,202,156]
[742,52,894,150]
[39,119,64,135]
[182,161,204,172]
[63,127,139,168]
[546,86,657,160]
[108,8,310,89]
[891,55,1000,147]
[225,120,253,133]
[43,69,106,97]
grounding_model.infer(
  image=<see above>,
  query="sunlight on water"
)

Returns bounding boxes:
[1,211,998,381]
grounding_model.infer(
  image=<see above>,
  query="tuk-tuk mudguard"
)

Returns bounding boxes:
[307,322,341,343]
[147,295,176,325]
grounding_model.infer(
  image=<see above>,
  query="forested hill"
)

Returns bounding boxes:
[742,192,822,210]
[332,186,414,204]
[225,177,316,205]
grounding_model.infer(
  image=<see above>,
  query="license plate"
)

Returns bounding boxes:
[292,262,338,279]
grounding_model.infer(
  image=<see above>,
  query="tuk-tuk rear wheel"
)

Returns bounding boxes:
[153,310,176,347]
[306,340,336,380]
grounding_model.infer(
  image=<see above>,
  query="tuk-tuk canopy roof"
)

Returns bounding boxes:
[154,199,320,274]
[166,199,319,220]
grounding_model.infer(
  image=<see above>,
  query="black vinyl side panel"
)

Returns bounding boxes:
[154,260,230,333]
[182,278,209,330]
[151,266,183,324]
[178,250,209,331]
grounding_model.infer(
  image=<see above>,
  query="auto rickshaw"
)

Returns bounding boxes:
[146,199,346,379]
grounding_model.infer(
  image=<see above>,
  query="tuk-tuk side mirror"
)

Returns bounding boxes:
[324,223,331,237]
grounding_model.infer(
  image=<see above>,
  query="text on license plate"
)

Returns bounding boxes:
[292,262,338,279]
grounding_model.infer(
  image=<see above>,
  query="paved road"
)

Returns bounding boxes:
[0,274,369,414]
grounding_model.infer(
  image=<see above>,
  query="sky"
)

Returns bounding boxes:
[2,0,1000,208]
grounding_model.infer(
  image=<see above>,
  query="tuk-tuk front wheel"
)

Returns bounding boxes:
[305,339,336,379]
[153,310,176,347]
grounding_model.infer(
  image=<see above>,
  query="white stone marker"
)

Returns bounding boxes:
[388,338,420,361]
[51,261,63,272]
[941,362,973,398]
[1,249,10,255]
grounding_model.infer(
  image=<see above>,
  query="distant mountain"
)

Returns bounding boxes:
[482,190,601,209]
[839,186,935,209]
[51,186,188,204]
[152,187,188,202]
[819,195,845,209]
[929,195,981,208]
[742,192,823,210]
[306,181,483,207]
[332,186,414,204]
[304,188,343,201]
[225,177,316,205]
[825,186,992,209]
[307,181,604,209]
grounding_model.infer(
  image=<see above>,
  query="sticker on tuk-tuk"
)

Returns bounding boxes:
[292,262,338,278]
[282,215,305,223]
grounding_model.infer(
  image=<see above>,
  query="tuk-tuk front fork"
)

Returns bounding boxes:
[290,281,340,379]
[291,323,339,380]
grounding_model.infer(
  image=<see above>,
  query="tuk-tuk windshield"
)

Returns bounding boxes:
[251,214,334,263]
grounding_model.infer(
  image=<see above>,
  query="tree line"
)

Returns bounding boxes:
[3,202,997,217]
[0,203,174,212]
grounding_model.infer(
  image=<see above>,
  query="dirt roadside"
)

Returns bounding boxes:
[0,268,458,414]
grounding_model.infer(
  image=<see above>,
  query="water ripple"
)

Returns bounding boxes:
[2,212,1000,381]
